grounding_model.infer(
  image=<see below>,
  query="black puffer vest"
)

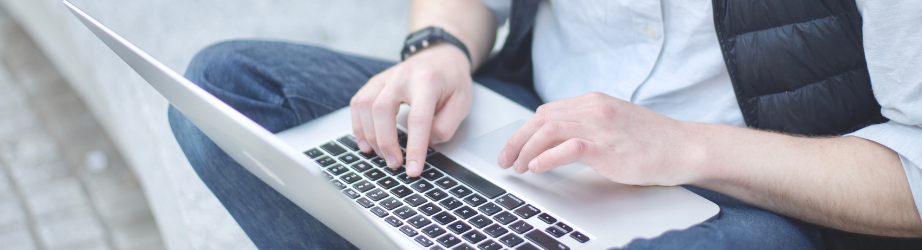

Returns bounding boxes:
[477,0,887,136]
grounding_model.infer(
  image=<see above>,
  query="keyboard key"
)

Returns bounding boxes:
[384,166,405,175]
[360,150,377,159]
[415,235,434,247]
[411,180,435,193]
[377,177,400,189]
[355,197,374,208]
[546,226,565,237]
[304,148,323,158]
[462,230,487,244]
[454,206,478,219]
[483,224,509,238]
[384,216,402,227]
[321,171,334,180]
[369,206,388,218]
[421,169,445,181]
[493,212,517,225]
[496,194,525,210]
[570,231,589,243]
[338,136,360,151]
[454,244,475,250]
[330,180,347,190]
[525,230,569,250]
[338,154,358,165]
[478,240,501,250]
[390,185,413,198]
[423,225,448,238]
[404,194,428,207]
[434,177,459,189]
[555,223,573,234]
[463,194,487,207]
[514,205,540,219]
[397,129,407,138]
[433,211,458,225]
[499,233,524,247]
[408,215,432,229]
[428,153,506,198]
[426,189,449,201]
[351,161,373,173]
[340,172,361,184]
[447,221,472,234]
[397,173,420,184]
[440,198,463,210]
[371,157,388,167]
[400,225,418,237]
[450,186,473,198]
[394,206,418,219]
[320,141,347,156]
[353,180,375,192]
[366,189,389,201]
[419,203,443,216]
[465,214,489,227]
[315,156,336,167]
[478,202,502,216]
[517,243,540,250]
[537,213,557,224]
[397,135,408,148]
[341,188,360,199]
[380,197,403,210]
[427,147,437,155]
[364,169,386,181]
[327,164,348,176]
[437,234,462,248]
[509,221,533,234]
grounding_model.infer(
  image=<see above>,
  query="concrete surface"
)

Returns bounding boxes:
[0,6,163,250]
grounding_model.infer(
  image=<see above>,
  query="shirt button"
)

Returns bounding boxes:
[644,25,657,39]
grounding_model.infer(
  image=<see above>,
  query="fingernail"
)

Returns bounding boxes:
[528,159,538,172]
[498,150,507,166]
[513,159,520,172]
[358,140,370,152]
[408,161,420,175]
[385,155,396,167]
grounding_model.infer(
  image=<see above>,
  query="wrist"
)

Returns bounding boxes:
[675,121,720,186]
[412,43,472,74]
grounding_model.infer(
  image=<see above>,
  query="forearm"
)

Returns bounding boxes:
[410,0,497,69]
[683,122,922,237]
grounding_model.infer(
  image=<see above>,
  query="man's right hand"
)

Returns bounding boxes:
[350,43,473,177]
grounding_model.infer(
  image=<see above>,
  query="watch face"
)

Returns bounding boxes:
[407,27,434,45]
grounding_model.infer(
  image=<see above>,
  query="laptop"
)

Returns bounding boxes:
[64,1,719,249]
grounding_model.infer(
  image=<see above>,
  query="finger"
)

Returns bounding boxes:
[498,110,579,169]
[351,91,376,153]
[534,92,603,113]
[527,138,596,173]
[513,121,583,174]
[355,79,386,157]
[372,84,406,168]
[404,88,438,177]
[429,89,471,144]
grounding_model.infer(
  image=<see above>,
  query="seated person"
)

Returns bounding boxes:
[168,0,922,249]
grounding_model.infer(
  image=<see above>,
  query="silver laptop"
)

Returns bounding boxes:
[65,1,719,249]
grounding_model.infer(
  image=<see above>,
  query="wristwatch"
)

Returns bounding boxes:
[401,26,472,66]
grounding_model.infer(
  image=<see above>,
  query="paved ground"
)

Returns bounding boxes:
[0,6,164,250]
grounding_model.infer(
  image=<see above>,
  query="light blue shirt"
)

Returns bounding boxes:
[481,0,922,220]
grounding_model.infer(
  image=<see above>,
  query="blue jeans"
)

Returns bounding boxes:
[168,40,918,249]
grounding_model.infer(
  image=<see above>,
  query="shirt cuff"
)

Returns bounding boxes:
[848,121,922,222]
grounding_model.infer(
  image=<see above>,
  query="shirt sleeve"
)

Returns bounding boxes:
[851,0,922,221]
[478,0,513,24]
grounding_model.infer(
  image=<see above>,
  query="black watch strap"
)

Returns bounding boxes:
[401,26,472,66]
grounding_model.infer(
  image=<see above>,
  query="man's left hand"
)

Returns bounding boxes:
[497,92,702,186]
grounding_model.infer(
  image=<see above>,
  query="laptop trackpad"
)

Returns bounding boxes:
[461,119,588,185]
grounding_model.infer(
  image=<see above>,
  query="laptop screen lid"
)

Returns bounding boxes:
[62,1,399,249]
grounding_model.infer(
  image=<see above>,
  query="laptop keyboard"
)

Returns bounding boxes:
[305,133,591,250]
